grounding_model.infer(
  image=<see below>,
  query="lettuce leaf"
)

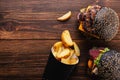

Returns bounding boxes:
[94,48,110,66]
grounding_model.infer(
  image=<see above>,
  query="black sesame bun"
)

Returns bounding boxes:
[78,5,119,41]
[88,48,120,80]
[98,50,120,80]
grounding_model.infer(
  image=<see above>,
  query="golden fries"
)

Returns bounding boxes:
[61,58,70,64]
[57,48,70,58]
[73,42,80,56]
[61,49,74,64]
[52,30,80,65]
[61,30,73,47]
[57,11,72,21]
[80,8,86,13]
[69,54,79,64]
[86,5,92,12]
[52,41,63,57]
[53,41,63,52]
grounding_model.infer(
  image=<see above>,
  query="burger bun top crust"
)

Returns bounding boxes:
[93,7,119,41]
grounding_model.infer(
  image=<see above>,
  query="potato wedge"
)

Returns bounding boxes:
[61,49,74,64]
[69,49,75,57]
[73,42,80,56]
[86,5,92,12]
[69,54,79,64]
[52,41,63,57]
[80,8,86,13]
[57,11,72,21]
[53,41,63,52]
[61,58,70,64]
[56,48,70,58]
[61,30,73,47]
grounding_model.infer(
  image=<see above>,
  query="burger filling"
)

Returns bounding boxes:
[88,47,110,75]
[78,5,102,35]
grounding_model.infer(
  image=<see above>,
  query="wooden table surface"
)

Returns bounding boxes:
[0,0,120,80]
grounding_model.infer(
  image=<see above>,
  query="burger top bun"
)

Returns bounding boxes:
[94,7,119,41]
[98,50,120,80]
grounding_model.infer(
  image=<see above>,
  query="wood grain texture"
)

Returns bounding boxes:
[0,0,120,80]
[0,0,119,40]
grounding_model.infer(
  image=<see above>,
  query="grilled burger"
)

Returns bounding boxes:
[77,5,119,41]
[88,47,120,80]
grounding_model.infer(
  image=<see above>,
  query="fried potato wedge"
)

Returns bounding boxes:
[53,41,63,52]
[80,8,86,13]
[73,42,80,56]
[57,11,72,21]
[61,49,75,64]
[52,41,63,57]
[69,54,79,64]
[61,30,73,47]
[61,58,70,64]
[56,48,70,58]
[86,5,92,12]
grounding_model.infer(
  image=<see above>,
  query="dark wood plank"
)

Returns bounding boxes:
[0,0,119,40]
[0,0,100,12]
[0,0,119,12]
[0,40,119,80]
[0,19,119,40]
[0,40,120,53]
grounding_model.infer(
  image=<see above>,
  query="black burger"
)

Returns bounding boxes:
[88,47,120,80]
[77,5,119,41]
